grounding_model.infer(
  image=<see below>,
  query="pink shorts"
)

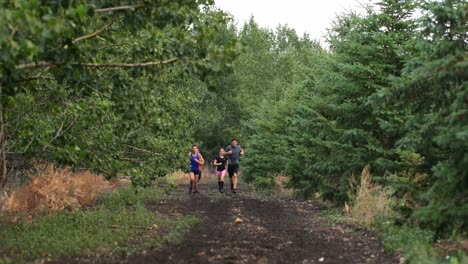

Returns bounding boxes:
[216,169,226,176]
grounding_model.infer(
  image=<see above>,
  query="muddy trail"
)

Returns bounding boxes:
[129,180,396,264]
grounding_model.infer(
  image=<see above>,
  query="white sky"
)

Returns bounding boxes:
[215,0,376,43]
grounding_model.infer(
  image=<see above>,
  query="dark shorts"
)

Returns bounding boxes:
[191,170,201,176]
[228,164,239,178]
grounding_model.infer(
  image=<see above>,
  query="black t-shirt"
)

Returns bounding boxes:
[215,156,227,171]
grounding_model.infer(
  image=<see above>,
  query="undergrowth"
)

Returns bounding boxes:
[0,186,200,262]
[341,167,467,264]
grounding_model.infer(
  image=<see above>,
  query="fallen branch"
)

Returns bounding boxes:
[95,4,146,13]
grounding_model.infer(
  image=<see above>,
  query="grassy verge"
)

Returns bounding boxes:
[319,207,467,263]
[371,219,467,264]
[248,175,296,200]
[0,186,200,263]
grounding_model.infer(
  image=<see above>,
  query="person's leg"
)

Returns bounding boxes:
[220,170,226,192]
[193,171,200,193]
[216,171,222,192]
[189,172,195,194]
[232,164,239,193]
[217,170,226,193]
[220,170,226,183]
[228,165,234,190]
[232,173,238,193]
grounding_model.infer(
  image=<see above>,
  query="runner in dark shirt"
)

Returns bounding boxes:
[213,148,228,193]
[225,138,244,194]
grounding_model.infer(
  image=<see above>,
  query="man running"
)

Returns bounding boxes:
[225,138,244,194]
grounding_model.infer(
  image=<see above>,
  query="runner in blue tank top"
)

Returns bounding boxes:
[189,144,204,194]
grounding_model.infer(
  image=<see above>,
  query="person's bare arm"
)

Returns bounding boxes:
[214,159,221,166]
[198,154,205,165]
[240,148,244,155]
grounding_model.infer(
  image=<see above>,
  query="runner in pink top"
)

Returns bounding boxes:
[213,148,228,193]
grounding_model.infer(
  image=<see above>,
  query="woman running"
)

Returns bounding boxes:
[213,148,228,193]
[189,144,204,194]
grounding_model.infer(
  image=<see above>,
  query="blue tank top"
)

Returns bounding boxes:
[190,153,200,171]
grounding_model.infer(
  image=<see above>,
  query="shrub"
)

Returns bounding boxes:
[2,164,111,213]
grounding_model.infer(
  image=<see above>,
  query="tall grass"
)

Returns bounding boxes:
[2,164,112,213]
[346,165,395,224]
[345,166,467,263]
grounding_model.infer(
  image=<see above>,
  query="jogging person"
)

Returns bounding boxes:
[213,148,228,193]
[189,144,204,194]
[225,138,244,194]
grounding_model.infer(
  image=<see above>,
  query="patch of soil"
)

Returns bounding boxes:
[128,181,397,264]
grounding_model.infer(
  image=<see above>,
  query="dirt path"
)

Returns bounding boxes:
[129,180,396,264]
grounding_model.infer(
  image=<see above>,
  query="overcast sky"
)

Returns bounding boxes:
[214,0,375,43]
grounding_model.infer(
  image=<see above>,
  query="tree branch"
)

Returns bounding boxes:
[97,42,131,51]
[80,58,180,68]
[125,145,162,156]
[16,58,180,70]
[95,4,146,13]
[122,157,145,163]
[16,61,59,70]
[51,116,78,143]
[73,21,114,43]
[15,76,55,83]
[14,71,55,83]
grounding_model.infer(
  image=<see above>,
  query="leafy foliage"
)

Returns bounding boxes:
[1,0,240,181]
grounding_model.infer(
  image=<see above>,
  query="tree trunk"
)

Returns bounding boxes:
[0,100,7,188]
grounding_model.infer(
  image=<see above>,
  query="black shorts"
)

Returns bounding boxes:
[191,170,201,176]
[228,164,239,177]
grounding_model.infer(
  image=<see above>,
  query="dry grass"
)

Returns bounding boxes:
[164,170,218,185]
[165,170,189,185]
[346,165,395,225]
[1,164,112,213]
[273,175,294,198]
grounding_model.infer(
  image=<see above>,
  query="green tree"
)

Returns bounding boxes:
[379,0,467,236]
[0,0,240,186]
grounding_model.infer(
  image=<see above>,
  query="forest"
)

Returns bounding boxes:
[0,0,466,263]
